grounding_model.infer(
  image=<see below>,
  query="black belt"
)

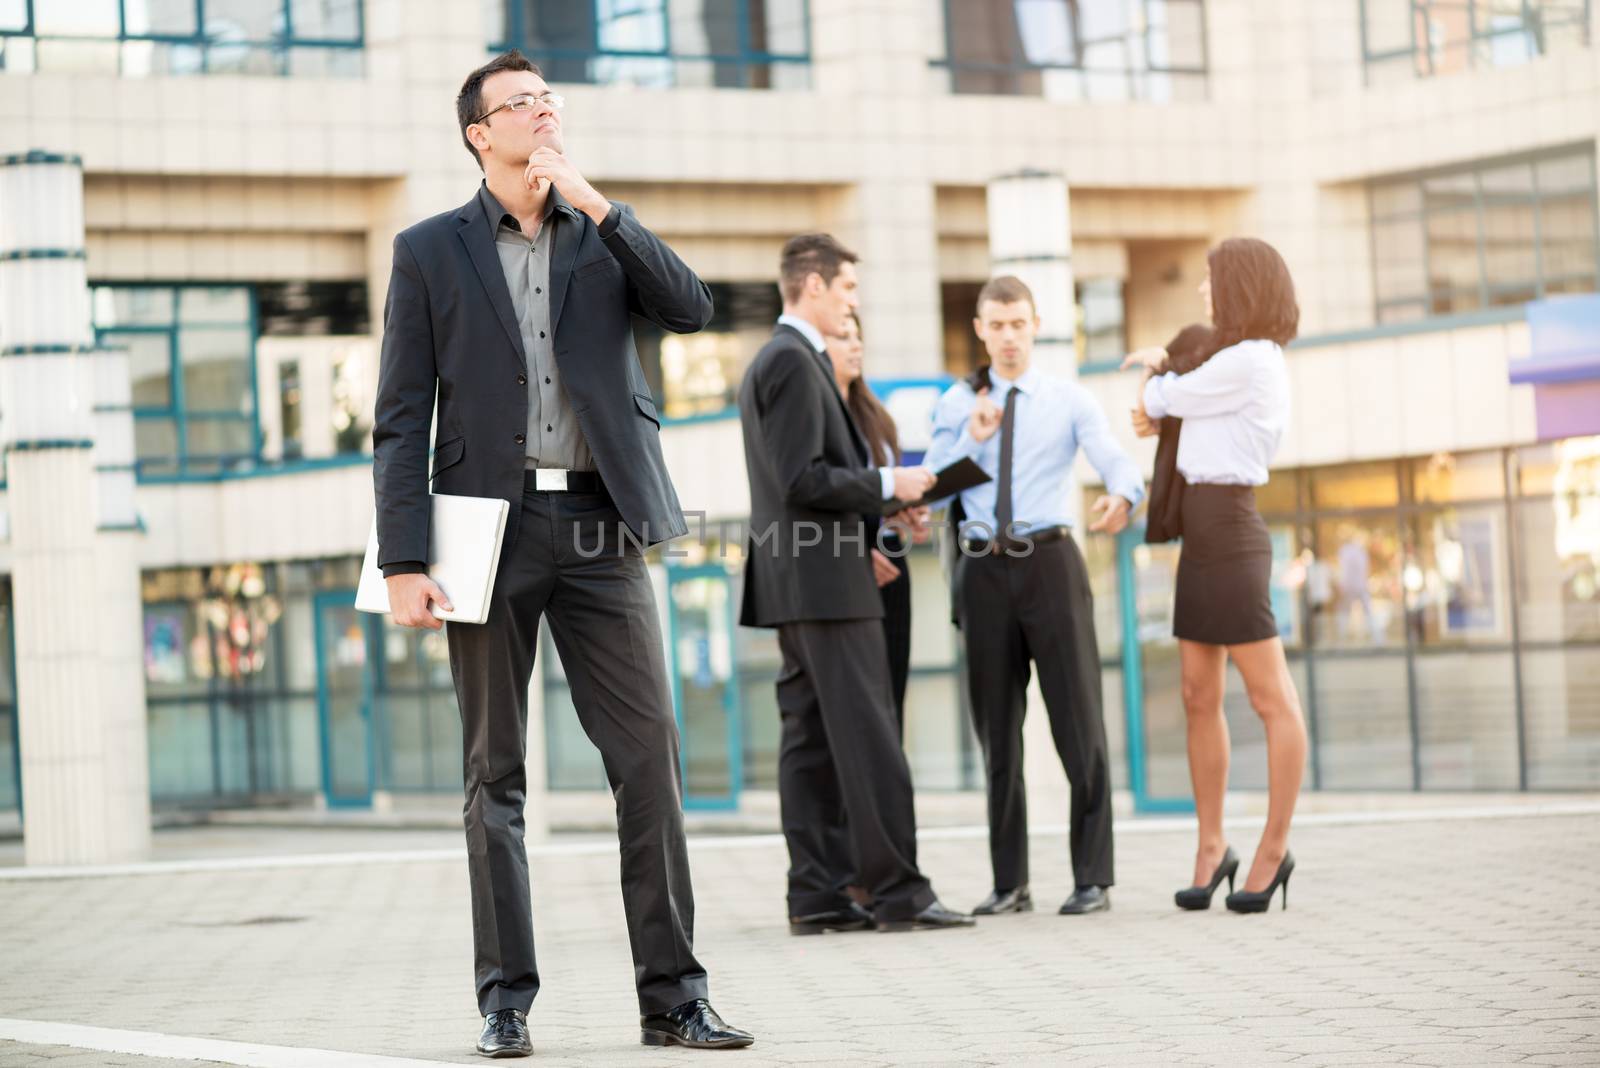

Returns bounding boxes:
[523,468,604,493]
[961,524,1071,556]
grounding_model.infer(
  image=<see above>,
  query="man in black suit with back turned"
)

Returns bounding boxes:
[372,50,751,1057]
[738,233,975,936]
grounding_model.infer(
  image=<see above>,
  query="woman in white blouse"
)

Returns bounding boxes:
[1122,237,1308,915]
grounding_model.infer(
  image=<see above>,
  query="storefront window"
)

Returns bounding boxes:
[1515,438,1600,643]
[1406,506,1513,646]
[1309,516,1406,649]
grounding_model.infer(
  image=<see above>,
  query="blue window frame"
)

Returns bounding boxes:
[91,283,263,480]
[488,0,810,90]
[1360,0,1590,86]
[932,0,1208,101]
[0,0,365,77]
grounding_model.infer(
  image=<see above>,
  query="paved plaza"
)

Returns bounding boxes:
[2,803,1599,1067]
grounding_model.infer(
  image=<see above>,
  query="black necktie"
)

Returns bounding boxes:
[996,386,1019,538]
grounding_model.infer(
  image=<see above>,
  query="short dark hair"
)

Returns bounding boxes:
[1207,237,1299,347]
[779,233,857,303]
[975,275,1035,316]
[457,50,543,170]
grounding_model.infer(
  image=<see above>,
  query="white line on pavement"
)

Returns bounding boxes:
[0,1018,462,1067]
[2,799,1597,883]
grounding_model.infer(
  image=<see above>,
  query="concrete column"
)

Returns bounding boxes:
[986,169,1076,380]
[0,150,151,866]
[810,0,944,377]
[830,180,944,378]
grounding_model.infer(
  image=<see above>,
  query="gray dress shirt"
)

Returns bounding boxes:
[480,184,595,472]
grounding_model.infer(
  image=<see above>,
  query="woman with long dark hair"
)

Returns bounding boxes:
[826,311,913,734]
[1123,237,1308,913]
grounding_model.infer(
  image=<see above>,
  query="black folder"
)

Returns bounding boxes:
[882,457,991,514]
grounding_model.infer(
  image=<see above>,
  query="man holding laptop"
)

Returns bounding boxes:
[372,50,751,1057]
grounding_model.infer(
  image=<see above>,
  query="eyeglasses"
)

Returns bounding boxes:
[472,92,565,126]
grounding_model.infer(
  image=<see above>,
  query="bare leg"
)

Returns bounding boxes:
[1227,636,1307,891]
[1180,639,1231,887]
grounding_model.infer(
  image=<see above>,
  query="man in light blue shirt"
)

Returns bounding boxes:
[924,275,1143,918]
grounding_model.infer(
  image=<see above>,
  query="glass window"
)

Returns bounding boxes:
[21,0,362,76]
[133,417,181,476]
[1514,438,1600,643]
[1309,515,1406,649]
[102,331,174,409]
[1075,278,1125,366]
[1415,650,1519,788]
[1408,450,1506,503]
[290,0,362,40]
[1310,461,1399,510]
[180,327,254,412]
[1369,147,1599,320]
[180,286,252,324]
[1362,0,1591,82]
[204,0,288,41]
[1406,506,1513,646]
[939,0,1208,101]
[1314,654,1414,788]
[498,0,808,88]
[94,284,260,477]
[124,0,200,35]
[1522,647,1600,789]
[1373,216,1427,307]
[95,286,175,327]
[257,281,370,337]
[0,0,28,33]
[1255,471,1299,515]
[35,0,119,36]
[185,418,256,463]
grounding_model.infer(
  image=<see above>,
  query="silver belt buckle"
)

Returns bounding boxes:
[535,468,568,491]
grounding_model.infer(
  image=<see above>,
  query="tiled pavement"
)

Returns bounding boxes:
[2,808,1598,1067]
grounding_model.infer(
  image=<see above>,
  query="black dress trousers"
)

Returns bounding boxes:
[445,486,707,1017]
[878,531,912,735]
[955,535,1115,892]
[774,617,935,921]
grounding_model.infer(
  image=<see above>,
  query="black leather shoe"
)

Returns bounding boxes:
[1059,886,1111,914]
[972,886,1033,915]
[877,899,977,932]
[640,999,754,1049]
[789,900,875,935]
[476,1009,532,1058]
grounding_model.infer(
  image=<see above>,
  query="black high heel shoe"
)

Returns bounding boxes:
[1225,851,1295,913]
[1174,845,1239,911]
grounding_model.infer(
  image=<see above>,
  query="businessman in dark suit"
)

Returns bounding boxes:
[737,233,974,936]
[372,50,750,1057]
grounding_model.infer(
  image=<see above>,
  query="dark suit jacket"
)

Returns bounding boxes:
[738,323,884,628]
[372,185,712,575]
[1144,324,1220,545]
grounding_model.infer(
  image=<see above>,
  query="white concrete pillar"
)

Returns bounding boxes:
[810,0,944,377]
[987,169,1077,381]
[0,150,151,866]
